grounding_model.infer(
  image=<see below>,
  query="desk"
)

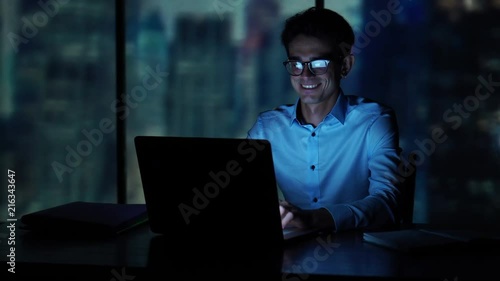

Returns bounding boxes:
[1,222,499,281]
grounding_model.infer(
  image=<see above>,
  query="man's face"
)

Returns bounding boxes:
[287,34,340,105]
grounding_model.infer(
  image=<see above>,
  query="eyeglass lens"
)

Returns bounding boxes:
[286,60,329,75]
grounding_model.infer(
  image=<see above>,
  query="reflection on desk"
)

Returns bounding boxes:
[1,222,499,280]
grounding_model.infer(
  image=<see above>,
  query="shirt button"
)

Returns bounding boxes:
[311,132,316,137]
[313,197,318,203]
[310,165,315,170]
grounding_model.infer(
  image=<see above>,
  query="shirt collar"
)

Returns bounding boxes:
[330,88,347,124]
[290,88,347,126]
[290,99,301,126]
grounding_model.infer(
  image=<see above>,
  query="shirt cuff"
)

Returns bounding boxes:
[328,204,354,232]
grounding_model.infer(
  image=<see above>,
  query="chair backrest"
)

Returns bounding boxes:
[399,151,417,225]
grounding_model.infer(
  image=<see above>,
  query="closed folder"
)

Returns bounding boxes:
[363,228,500,254]
[20,201,148,237]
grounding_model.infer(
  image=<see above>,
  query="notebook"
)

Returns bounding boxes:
[134,136,320,250]
[20,201,149,237]
[363,228,500,253]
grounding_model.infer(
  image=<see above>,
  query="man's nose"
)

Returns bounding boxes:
[301,64,314,77]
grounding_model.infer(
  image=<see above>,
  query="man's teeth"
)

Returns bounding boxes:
[302,84,318,89]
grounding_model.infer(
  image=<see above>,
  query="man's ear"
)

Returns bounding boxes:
[341,54,355,78]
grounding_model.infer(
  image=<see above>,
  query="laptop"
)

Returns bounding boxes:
[134,136,320,251]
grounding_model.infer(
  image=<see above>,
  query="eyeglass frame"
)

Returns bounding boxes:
[282,55,346,76]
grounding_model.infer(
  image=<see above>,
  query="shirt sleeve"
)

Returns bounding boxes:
[247,116,264,140]
[247,115,286,201]
[327,110,402,231]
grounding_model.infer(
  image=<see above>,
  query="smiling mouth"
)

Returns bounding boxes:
[301,84,319,89]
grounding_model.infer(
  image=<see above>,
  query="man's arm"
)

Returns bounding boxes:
[325,111,402,231]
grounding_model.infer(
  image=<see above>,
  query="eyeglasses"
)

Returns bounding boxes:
[283,59,331,76]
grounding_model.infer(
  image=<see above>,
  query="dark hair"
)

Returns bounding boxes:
[281,7,355,61]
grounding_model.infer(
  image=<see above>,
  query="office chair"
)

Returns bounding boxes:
[398,151,417,225]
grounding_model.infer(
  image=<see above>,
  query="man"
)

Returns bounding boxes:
[247,7,402,232]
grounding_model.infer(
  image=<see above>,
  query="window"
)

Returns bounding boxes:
[0,0,116,220]
[2,0,498,227]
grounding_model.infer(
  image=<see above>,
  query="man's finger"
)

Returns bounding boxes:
[280,200,290,208]
[279,205,286,217]
[281,211,294,229]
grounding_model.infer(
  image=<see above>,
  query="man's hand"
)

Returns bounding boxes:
[279,200,313,229]
[279,200,335,230]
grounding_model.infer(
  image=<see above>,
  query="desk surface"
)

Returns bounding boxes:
[1,222,499,281]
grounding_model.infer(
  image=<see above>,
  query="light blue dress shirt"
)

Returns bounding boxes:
[247,89,402,231]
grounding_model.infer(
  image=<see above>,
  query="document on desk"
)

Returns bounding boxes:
[362,228,500,253]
